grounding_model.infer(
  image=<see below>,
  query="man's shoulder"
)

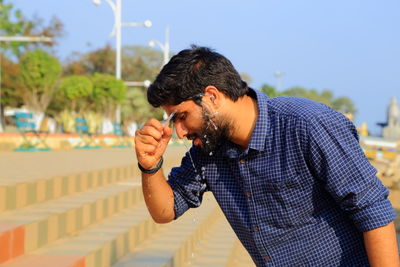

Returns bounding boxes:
[266,96,333,121]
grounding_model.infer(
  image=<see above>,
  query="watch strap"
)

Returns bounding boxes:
[138,157,163,174]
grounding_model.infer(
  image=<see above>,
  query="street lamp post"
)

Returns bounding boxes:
[149,26,170,66]
[92,0,152,123]
[0,35,52,132]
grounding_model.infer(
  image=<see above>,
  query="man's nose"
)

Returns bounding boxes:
[174,122,188,139]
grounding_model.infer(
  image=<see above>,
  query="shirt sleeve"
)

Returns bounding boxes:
[307,110,396,232]
[167,146,208,219]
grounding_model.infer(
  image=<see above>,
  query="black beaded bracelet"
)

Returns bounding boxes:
[138,157,164,174]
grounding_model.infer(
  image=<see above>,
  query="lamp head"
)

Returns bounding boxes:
[144,80,151,87]
[92,0,101,6]
[144,20,152,28]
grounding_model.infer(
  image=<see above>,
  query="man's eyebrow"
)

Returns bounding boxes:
[171,111,181,122]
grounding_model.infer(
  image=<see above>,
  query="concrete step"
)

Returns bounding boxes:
[227,239,255,267]
[0,179,143,263]
[0,147,187,214]
[0,164,135,214]
[0,202,154,267]
[182,216,236,267]
[0,146,248,266]
[112,195,220,267]
[1,196,218,267]
[180,216,254,267]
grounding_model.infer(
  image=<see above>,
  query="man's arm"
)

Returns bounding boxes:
[135,119,175,224]
[141,169,175,223]
[306,110,399,265]
[363,221,400,267]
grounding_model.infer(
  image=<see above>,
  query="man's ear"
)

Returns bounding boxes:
[204,86,222,107]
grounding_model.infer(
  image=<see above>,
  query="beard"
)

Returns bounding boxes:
[187,108,233,156]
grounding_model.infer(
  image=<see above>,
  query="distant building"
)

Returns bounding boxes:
[378,97,400,140]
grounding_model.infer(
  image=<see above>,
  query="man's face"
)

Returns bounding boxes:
[163,97,232,155]
[188,105,232,155]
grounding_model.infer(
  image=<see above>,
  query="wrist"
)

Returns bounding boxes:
[138,157,163,174]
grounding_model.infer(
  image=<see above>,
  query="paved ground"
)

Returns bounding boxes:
[0,146,187,182]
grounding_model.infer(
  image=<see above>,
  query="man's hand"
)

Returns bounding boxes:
[134,118,173,169]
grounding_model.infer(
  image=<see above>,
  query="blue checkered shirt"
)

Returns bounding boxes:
[167,89,396,266]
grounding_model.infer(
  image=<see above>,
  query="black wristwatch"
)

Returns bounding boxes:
[138,157,164,174]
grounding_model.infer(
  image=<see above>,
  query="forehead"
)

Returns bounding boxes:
[162,100,199,116]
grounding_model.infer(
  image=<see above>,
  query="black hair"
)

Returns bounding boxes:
[147,45,248,107]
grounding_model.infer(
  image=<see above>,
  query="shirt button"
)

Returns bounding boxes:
[253,226,259,232]
[263,256,271,261]
[239,159,246,164]
[245,192,252,198]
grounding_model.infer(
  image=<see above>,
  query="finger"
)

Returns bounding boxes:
[143,118,164,132]
[137,125,163,141]
[136,134,159,147]
[136,142,158,155]
[157,127,173,148]
[162,126,173,138]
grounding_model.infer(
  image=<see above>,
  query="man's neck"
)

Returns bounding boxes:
[228,94,258,149]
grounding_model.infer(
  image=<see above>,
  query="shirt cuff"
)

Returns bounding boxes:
[349,198,397,231]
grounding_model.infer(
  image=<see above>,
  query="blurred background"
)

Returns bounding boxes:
[1,0,400,136]
[0,0,399,266]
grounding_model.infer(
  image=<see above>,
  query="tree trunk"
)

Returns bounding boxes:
[0,105,4,132]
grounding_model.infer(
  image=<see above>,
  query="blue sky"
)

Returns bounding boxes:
[9,0,400,135]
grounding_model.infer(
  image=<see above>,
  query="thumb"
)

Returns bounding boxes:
[158,126,173,151]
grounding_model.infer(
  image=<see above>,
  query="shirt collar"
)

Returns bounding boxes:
[248,88,269,151]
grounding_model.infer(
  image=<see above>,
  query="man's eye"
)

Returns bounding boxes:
[177,114,186,121]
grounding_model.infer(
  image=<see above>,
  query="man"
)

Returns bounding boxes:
[135,46,399,266]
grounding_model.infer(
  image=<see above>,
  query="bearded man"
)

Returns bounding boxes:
[134,46,399,266]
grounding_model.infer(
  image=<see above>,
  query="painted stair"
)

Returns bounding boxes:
[113,196,220,267]
[0,147,253,266]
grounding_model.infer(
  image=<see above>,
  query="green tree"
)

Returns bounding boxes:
[0,0,34,57]
[0,0,63,58]
[92,73,126,119]
[18,49,61,116]
[0,0,64,130]
[121,45,163,81]
[258,84,357,116]
[280,87,309,98]
[0,56,22,107]
[320,90,334,105]
[122,87,163,124]
[59,75,93,113]
[64,45,162,81]
[259,84,279,97]
[64,45,115,76]
[332,96,356,114]
[280,86,356,116]
[63,45,165,123]
[0,55,23,127]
